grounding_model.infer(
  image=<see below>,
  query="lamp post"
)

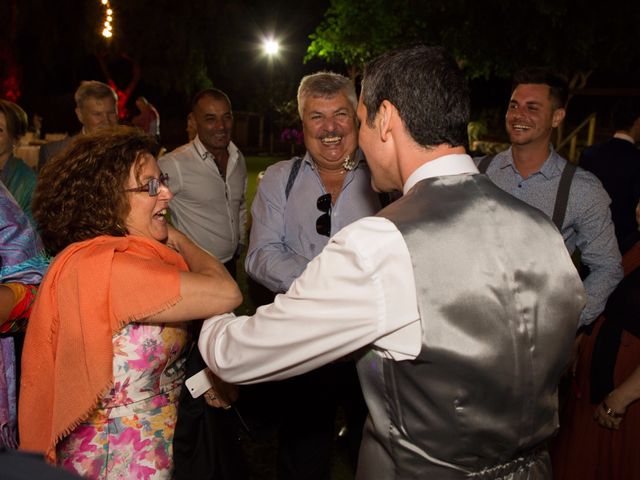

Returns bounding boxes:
[263,38,279,154]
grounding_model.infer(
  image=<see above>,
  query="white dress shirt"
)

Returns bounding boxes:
[159,137,247,262]
[199,154,479,384]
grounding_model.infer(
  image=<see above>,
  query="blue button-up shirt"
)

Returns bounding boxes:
[246,150,382,293]
[478,146,622,326]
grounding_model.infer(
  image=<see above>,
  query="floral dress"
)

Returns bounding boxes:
[57,322,191,479]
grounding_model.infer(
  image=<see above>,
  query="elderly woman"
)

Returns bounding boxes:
[0,181,48,449]
[18,126,241,479]
[0,100,36,227]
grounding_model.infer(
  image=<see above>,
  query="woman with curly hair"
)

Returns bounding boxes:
[18,126,241,479]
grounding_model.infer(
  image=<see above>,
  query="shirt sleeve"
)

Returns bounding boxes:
[244,164,312,292]
[158,154,182,196]
[200,217,421,384]
[238,153,248,246]
[574,174,623,325]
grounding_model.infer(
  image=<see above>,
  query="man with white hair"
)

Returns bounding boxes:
[244,71,383,480]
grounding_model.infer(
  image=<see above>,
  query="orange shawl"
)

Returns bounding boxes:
[18,235,188,462]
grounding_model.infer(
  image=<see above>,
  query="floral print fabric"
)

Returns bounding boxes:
[57,322,190,479]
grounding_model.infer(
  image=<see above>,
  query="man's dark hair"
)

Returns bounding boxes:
[512,67,569,109]
[612,99,640,132]
[191,88,232,112]
[361,45,470,148]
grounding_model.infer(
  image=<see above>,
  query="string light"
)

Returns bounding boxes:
[100,0,114,39]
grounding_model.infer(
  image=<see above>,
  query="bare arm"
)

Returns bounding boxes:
[595,365,640,430]
[144,226,242,323]
[0,285,14,325]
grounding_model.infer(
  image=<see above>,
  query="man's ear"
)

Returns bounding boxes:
[552,107,566,128]
[379,100,394,141]
[75,107,83,125]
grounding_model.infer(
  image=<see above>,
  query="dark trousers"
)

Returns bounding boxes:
[173,346,248,480]
[276,361,366,480]
[172,257,247,479]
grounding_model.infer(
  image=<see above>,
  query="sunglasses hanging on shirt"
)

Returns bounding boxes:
[316,193,332,237]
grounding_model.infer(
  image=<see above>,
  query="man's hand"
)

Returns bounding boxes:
[202,371,239,409]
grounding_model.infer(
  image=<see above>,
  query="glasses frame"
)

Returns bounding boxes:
[316,193,332,237]
[124,173,170,197]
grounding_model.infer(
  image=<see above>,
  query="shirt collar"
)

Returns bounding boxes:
[403,154,479,194]
[613,132,635,144]
[192,135,213,160]
[499,145,563,180]
[192,135,237,162]
[303,148,366,170]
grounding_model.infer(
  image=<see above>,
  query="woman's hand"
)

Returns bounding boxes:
[594,392,626,430]
[148,225,242,323]
[594,365,640,430]
[165,225,185,252]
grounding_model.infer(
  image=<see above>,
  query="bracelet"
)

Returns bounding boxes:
[602,400,624,419]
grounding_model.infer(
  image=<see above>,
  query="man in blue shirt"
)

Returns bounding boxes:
[479,67,622,329]
[245,72,383,480]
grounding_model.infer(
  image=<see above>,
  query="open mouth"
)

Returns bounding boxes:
[321,135,342,145]
[153,208,168,220]
[511,124,531,131]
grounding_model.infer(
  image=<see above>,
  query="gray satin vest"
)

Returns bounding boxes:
[356,174,585,479]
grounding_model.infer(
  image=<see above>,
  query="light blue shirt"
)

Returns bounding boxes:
[245,150,382,293]
[478,146,623,326]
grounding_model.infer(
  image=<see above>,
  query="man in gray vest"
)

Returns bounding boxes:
[198,45,586,479]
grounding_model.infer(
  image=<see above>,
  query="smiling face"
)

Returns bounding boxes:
[505,83,565,149]
[192,95,233,155]
[76,96,118,134]
[302,92,358,171]
[124,153,172,242]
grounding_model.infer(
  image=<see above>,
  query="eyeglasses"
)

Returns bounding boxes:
[316,193,332,237]
[125,173,169,197]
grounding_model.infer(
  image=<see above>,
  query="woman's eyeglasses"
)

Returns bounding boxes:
[125,173,170,197]
[316,193,332,237]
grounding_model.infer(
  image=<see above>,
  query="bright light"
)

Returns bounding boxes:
[263,39,279,56]
[98,0,113,40]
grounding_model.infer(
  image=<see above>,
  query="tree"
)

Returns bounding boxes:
[416,0,640,89]
[305,0,423,81]
[306,0,640,89]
